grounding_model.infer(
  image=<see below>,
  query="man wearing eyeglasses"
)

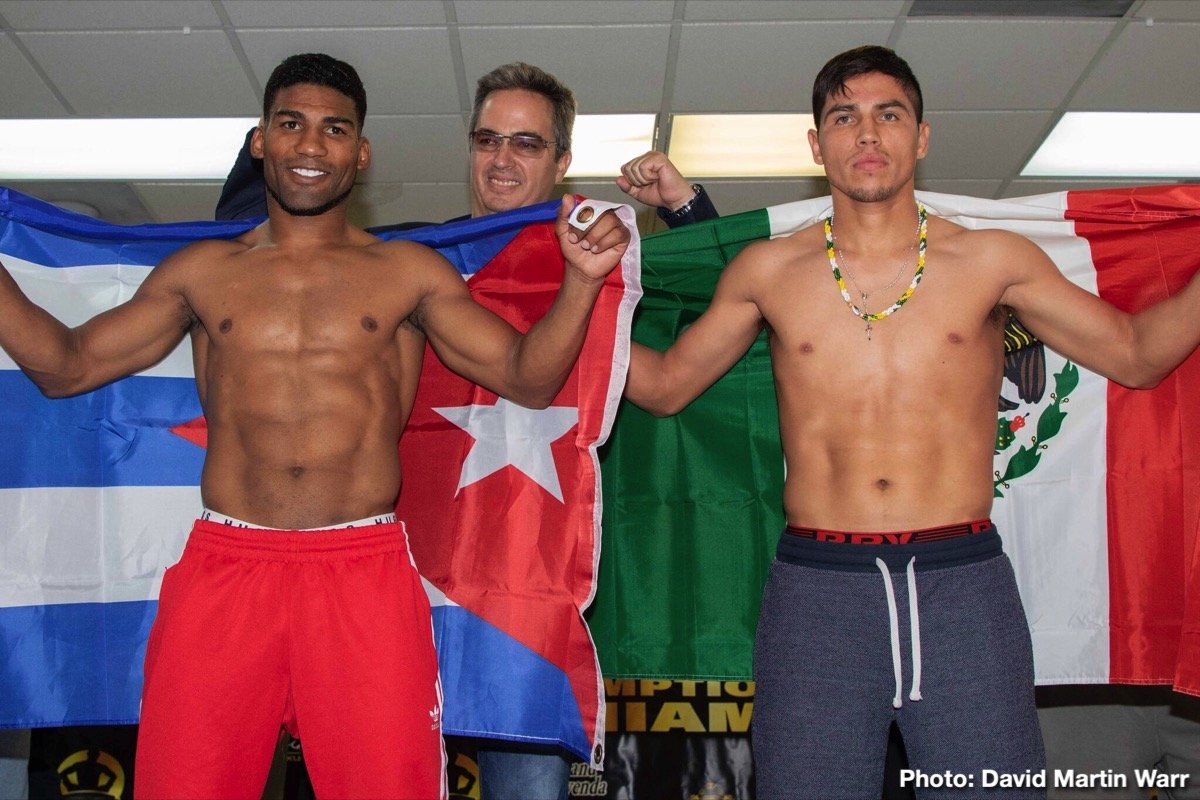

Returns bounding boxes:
[467,63,570,219]
[217,63,715,232]
[459,61,720,800]
[214,61,715,800]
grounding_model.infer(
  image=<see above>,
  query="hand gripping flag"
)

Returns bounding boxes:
[591,186,1200,698]
[0,190,643,769]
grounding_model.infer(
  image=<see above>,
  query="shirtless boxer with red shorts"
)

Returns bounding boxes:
[0,53,629,799]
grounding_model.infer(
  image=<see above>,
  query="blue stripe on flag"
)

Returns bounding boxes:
[0,600,155,728]
[380,199,559,276]
[433,605,588,759]
[0,372,204,488]
[1,186,558,275]
[0,187,255,267]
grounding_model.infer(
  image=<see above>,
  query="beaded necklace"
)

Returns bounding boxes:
[824,202,927,340]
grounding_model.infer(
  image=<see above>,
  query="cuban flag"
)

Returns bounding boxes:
[397,199,640,767]
[0,188,641,768]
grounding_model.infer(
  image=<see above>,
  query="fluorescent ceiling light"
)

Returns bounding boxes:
[668,114,824,178]
[0,118,257,180]
[565,114,656,178]
[1023,112,1200,177]
[0,114,655,181]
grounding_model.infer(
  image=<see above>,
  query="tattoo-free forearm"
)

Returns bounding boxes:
[506,269,605,407]
[1126,269,1200,388]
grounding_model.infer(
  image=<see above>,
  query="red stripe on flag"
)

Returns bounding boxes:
[1066,185,1200,695]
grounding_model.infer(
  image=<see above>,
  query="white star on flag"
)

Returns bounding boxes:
[433,398,579,502]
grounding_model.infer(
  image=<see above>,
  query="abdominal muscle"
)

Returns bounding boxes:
[196,349,412,530]
[776,360,1003,532]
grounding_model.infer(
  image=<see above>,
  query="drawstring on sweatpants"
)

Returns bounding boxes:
[875,556,923,708]
[906,557,923,702]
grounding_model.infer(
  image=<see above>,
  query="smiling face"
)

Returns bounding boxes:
[469,89,571,217]
[808,71,929,205]
[251,83,370,217]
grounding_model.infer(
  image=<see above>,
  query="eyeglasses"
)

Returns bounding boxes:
[469,129,556,156]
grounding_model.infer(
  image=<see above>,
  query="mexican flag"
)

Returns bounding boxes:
[591,185,1200,698]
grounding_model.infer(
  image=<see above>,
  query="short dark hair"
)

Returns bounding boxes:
[263,53,367,129]
[811,46,923,129]
[470,62,576,160]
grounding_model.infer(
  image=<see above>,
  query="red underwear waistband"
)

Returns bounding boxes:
[784,519,994,545]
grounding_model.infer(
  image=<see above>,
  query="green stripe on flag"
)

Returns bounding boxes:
[592,208,784,680]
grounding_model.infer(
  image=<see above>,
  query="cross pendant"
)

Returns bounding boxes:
[865,320,873,340]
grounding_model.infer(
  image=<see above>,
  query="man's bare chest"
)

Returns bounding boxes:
[188,265,414,348]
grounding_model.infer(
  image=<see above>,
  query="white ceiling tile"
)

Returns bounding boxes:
[684,0,906,21]
[894,19,1115,110]
[673,21,893,112]
[1071,22,1200,111]
[224,1,447,27]
[17,30,259,116]
[0,1,221,30]
[350,182,469,228]
[0,36,68,117]
[915,179,1004,199]
[1136,1,1200,22]
[132,182,224,223]
[455,0,674,24]
[0,2,1191,227]
[239,28,460,115]
[360,116,467,183]
[458,25,673,112]
[917,111,1054,179]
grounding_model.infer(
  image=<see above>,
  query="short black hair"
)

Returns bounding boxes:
[812,46,923,129]
[262,53,367,129]
[470,62,576,160]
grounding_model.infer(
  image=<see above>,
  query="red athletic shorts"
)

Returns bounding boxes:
[135,519,447,799]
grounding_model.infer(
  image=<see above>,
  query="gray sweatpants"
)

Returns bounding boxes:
[752,529,1045,799]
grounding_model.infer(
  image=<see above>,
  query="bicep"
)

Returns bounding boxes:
[999,238,1130,372]
[413,268,523,390]
[629,263,764,413]
[661,292,763,390]
[71,269,194,384]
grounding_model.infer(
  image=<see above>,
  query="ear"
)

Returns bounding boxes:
[554,150,572,183]
[357,136,371,172]
[807,128,823,166]
[250,124,266,159]
[916,120,930,161]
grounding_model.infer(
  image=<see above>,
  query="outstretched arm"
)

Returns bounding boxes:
[413,195,631,407]
[625,245,766,416]
[0,252,195,397]
[1000,232,1200,388]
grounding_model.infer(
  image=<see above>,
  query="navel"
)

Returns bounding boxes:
[219,318,233,334]
[875,478,891,491]
[361,316,378,333]
[290,466,305,479]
